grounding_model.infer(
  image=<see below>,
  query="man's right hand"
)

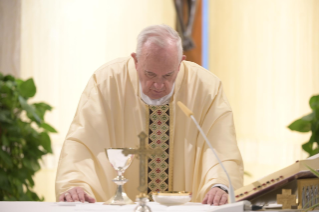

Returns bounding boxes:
[58,187,96,203]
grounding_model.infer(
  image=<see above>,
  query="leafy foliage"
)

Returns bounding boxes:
[306,166,319,179]
[288,95,319,156]
[0,73,57,201]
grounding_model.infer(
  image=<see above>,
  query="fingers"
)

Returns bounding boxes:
[219,194,228,205]
[202,194,209,204]
[65,192,73,202]
[204,188,218,205]
[58,194,65,202]
[208,190,219,205]
[59,187,95,203]
[84,193,96,203]
[202,187,228,206]
[212,192,227,206]
[76,187,85,203]
[69,188,80,202]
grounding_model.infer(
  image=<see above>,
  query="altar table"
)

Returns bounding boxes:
[1,201,318,212]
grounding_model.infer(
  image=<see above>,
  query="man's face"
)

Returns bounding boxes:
[132,44,185,100]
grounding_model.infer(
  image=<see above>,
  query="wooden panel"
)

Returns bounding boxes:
[183,0,202,65]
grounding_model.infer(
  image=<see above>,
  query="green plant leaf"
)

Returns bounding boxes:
[33,102,53,120]
[18,78,36,98]
[302,141,313,155]
[309,95,319,110]
[33,102,52,111]
[312,148,319,156]
[22,159,40,172]
[304,202,319,212]
[306,165,319,178]
[1,134,10,146]
[3,75,15,81]
[302,112,315,121]
[5,81,15,89]
[244,171,252,177]
[15,79,23,86]
[18,96,41,124]
[0,169,8,185]
[302,137,319,156]
[27,175,35,187]
[39,132,52,153]
[40,123,57,133]
[0,110,13,123]
[0,149,13,168]
[0,81,13,95]
[311,131,319,143]
[288,118,311,132]
[31,160,40,172]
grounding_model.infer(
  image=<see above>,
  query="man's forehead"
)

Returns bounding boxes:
[141,42,179,60]
[145,69,175,75]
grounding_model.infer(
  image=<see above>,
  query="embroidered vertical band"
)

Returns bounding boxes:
[147,104,170,194]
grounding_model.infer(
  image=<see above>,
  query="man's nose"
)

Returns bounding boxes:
[153,82,164,90]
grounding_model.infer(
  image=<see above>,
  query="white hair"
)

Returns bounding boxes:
[136,25,183,61]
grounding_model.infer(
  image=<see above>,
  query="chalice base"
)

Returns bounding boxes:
[103,184,134,205]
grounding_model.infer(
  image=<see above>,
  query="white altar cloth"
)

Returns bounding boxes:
[1,201,317,212]
[0,202,216,212]
[75,202,214,211]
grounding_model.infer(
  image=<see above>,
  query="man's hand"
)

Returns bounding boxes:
[202,187,228,206]
[58,187,96,203]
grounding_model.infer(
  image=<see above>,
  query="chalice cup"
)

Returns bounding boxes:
[104,148,135,205]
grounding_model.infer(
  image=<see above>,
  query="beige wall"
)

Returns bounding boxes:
[20,0,175,202]
[209,0,319,185]
[0,0,20,77]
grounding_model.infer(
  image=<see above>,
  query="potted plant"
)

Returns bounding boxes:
[288,95,319,157]
[0,73,56,201]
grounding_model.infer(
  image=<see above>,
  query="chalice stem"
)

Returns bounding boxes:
[114,184,126,200]
[104,148,135,205]
[104,177,134,205]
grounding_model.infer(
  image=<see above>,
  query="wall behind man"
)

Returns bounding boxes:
[20,0,175,202]
[209,0,319,186]
[0,0,21,77]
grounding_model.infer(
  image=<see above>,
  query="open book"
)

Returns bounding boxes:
[235,153,319,206]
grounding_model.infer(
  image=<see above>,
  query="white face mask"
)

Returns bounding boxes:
[139,81,175,106]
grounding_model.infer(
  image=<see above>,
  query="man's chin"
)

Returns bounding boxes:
[148,93,166,100]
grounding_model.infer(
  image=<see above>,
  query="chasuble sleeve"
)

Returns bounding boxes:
[178,64,244,202]
[55,59,130,201]
[55,75,105,200]
[195,82,244,201]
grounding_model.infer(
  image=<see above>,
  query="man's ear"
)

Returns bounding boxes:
[131,53,138,69]
[182,55,186,61]
[177,55,187,72]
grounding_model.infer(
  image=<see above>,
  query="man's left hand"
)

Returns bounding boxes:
[202,187,228,206]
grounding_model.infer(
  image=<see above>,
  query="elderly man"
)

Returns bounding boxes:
[56,25,243,206]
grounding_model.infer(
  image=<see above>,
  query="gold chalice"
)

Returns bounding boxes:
[104,148,134,205]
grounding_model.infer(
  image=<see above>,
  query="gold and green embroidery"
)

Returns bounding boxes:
[147,104,170,194]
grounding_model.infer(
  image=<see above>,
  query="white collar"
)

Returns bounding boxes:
[139,82,175,106]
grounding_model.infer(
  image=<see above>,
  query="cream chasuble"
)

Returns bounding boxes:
[55,57,244,202]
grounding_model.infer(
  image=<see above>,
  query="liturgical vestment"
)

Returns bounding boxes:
[55,57,244,202]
